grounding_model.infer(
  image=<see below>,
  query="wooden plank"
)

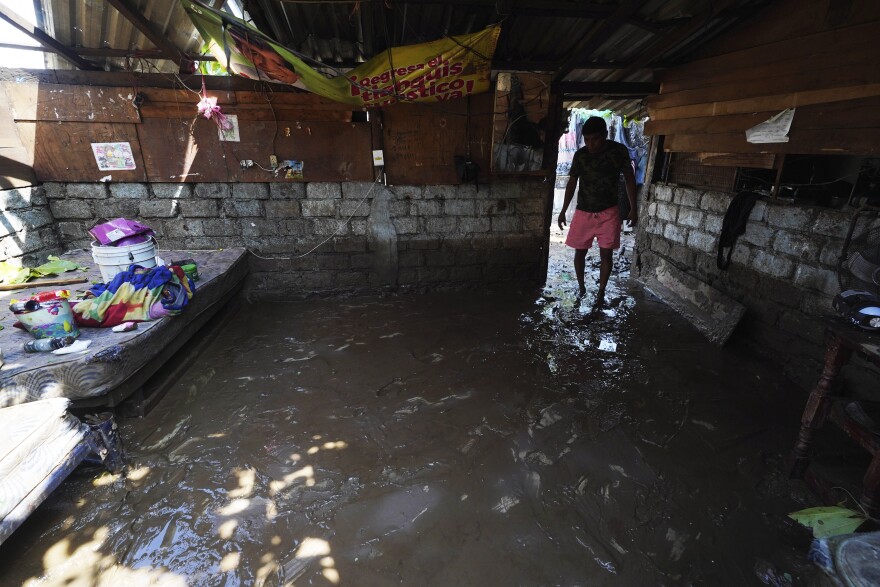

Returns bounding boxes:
[139,87,237,105]
[3,83,141,123]
[234,91,353,109]
[659,32,877,95]
[137,117,231,182]
[383,93,494,185]
[138,117,372,182]
[646,96,880,136]
[230,120,372,182]
[648,84,880,122]
[138,104,352,122]
[653,61,880,110]
[664,128,880,156]
[0,147,37,189]
[658,21,880,86]
[21,122,147,182]
[694,0,880,60]
[696,153,777,169]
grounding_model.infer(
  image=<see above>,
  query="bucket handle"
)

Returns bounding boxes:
[128,251,134,262]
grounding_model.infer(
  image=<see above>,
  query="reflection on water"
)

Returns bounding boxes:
[0,239,816,585]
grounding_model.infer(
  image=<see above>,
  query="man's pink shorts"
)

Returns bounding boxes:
[565,206,621,250]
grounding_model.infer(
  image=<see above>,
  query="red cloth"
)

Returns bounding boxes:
[565,206,621,250]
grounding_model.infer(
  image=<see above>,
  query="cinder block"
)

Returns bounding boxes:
[233,183,269,200]
[399,251,424,267]
[265,200,300,218]
[767,205,815,231]
[459,217,491,233]
[389,185,424,200]
[750,201,768,223]
[306,183,342,199]
[701,191,731,214]
[240,218,278,237]
[793,264,839,295]
[450,265,483,281]
[424,185,456,200]
[773,231,820,262]
[93,200,139,218]
[224,199,264,218]
[179,200,219,218]
[522,214,546,233]
[194,183,231,200]
[411,201,443,216]
[491,216,522,233]
[139,200,178,218]
[652,185,674,202]
[812,209,851,239]
[270,183,306,199]
[675,187,701,208]
[317,253,351,270]
[663,223,687,244]
[313,218,347,235]
[151,183,193,199]
[686,230,716,253]
[301,200,338,217]
[444,199,475,216]
[752,250,795,279]
[390,200,410,217]
[67,184,107,199]
[426,217,457,233]
[819,242,844,267]
[703,213,723,234]
[109,183,149,199]
[678,209,704,228]
[742,223,774,248]
[0,187,46,210]
[43,183,66,199]
[341,182,376,199]
[392,217,419,234]
[656,202,678,222]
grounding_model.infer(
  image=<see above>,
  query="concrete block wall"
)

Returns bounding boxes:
[0,186,61,266]
[45,180,548,298]
[637,183,880,390]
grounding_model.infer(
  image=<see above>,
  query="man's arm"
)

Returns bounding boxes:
[558,175,577,230]
[623,163,637,227]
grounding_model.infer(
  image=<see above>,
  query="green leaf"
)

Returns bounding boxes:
[788,506,866,538]
[0,260,32,284]
[32,257,86,277]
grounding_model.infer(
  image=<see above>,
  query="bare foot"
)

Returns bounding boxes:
[595,288,606,307]
[577,284,586,298]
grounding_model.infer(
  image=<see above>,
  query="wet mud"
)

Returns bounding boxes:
[0,233,821,586]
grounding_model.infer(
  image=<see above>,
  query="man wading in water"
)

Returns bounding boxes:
[557,116,637,305]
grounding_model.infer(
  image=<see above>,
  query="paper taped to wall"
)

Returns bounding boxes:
[745,108,795,144]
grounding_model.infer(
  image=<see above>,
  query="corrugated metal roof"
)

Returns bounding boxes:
[32,0,773,114]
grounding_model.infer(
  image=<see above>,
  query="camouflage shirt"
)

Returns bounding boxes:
[570,140,631,212]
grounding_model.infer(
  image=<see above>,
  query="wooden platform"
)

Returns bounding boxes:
[0,247,248,409]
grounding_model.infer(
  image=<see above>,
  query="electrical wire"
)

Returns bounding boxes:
[247,174,382,260]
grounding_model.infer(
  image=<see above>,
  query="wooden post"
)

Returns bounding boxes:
[539,82,564,283]
[771,154,786,198]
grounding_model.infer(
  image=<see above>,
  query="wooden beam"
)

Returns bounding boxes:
[0,4,99,70]
[648,84,880,122]
[561,81,659,97]
[0,42,217,61]
[105,0,182,65]
[553,0,649,83]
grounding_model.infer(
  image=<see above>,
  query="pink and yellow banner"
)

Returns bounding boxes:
[182,0,500,106]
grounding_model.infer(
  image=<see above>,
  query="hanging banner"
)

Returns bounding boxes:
[181,0,500,107]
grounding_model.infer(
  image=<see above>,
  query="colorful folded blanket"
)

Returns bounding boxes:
[73,264,194,327]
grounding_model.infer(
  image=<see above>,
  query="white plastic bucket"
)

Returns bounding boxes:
[90,237,158,283]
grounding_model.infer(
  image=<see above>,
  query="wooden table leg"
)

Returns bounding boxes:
[787,334,853,479]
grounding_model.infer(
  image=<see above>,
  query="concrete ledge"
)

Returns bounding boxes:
[638,257,746,346]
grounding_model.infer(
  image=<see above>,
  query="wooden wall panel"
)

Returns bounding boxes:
[138,118,231,182]
[23,122,147,182]
[382,94,494,185]
[3,83,141,123]
[138,117,372,182]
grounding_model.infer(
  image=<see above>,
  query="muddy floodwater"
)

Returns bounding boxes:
[0,236,822,585]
